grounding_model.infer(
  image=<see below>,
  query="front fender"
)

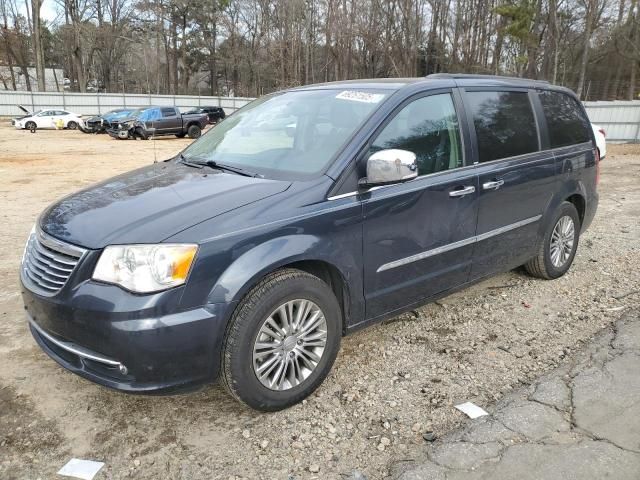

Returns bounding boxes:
[206,234,364,326]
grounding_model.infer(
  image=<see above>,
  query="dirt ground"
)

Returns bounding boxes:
[0,128,638,480]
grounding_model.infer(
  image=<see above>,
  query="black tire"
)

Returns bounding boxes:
[525,201,580,280]
[175,133,187,138]
[134,127,148,140]
[187,124,201,139]
[67,121,78,130]
[25,121,36,131]
[222,268,342,411]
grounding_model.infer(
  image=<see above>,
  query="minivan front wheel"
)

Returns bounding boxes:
[222,269,341,411]
[525,202,580,279]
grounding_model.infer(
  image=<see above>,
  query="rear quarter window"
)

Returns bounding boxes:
[539,91,591,147]
[466,91,539,163]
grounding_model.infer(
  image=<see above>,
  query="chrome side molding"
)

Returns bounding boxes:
[377,215,542,273]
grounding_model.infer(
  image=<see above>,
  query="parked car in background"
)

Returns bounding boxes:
[80,108,139,134]
[21,75,599,411]
[14,109,83,130]
[107,106,208,139]
[184,106,226,124]
[10,105,33,126]
[592,123,607,159]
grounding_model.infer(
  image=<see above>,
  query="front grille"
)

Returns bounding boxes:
[22,229,86,296]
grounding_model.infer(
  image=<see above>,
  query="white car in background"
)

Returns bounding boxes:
[13,108,83,130]
[592,123,606,159]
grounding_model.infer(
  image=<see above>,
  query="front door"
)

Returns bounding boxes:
[160,107,181,134]
[362,92,479,320]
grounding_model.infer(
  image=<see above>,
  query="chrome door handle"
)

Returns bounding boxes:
[482,180,505,190]
[449,186,476,197]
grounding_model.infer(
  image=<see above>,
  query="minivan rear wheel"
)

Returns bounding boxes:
[221,269,341,411]
[525,201,580,279]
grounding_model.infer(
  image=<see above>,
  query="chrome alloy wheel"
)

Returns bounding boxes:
[550,215,575,268]
[252,299,328,391]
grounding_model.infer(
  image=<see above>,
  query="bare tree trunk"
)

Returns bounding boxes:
[576,0,595,99]
[31,0,45,91]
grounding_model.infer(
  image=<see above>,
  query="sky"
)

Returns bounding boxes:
[41,1,59,23]
[18,0,60,24]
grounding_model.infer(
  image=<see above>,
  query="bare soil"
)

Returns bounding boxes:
[0,128,638,480]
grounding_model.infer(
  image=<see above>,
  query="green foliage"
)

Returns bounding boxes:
[495,0,537,43]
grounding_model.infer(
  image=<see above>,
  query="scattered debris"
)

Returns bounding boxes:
[614,290,639,300]
[422,431,437,442]
[57,458,104,480]
[454,402,489,419]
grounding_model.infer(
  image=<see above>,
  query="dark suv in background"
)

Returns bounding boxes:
[21,74,598,411]
[184,106,226,124]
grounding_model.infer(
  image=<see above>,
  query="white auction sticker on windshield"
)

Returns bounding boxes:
[336,90,385,104]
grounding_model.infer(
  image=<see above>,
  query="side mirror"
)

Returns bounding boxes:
[360,149,418,187]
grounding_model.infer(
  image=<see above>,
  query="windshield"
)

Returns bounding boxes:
[181,88,389,179]
[106,109,134,119]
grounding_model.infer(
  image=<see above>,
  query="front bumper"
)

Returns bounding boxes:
[22,282,233,394]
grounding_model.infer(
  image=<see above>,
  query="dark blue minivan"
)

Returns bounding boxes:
[21,74,599,410]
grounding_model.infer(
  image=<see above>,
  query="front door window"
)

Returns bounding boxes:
[367,93,463,176]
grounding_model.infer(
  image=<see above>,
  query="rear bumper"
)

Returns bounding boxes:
[22,283,233,394]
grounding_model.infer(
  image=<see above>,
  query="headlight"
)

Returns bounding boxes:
[93,244,198,293]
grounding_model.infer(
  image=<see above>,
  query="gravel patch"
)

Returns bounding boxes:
[0,132,638,479]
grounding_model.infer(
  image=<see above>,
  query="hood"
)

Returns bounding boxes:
[40,161,291,249]
[17,104,31,114]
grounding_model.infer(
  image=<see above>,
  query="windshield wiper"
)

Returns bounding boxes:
[205,160,262,178]
[177,153,204,168]
[178,154,261,177]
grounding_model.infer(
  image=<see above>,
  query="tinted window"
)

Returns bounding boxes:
[139,109,161,121]
[368,93,463,175]
[161,107,177,117]
[467,91,538,163]
[539,91,590,147]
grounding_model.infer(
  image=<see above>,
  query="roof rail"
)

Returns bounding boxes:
[427,73,550,84]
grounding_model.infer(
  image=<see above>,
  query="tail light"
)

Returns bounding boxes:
[595,147,600,187]
[598,128,606,138]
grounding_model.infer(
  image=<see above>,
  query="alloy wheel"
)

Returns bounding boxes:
[252,299,328,391]
[550,215,575,268]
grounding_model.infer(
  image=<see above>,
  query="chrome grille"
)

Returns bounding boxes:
[21,229,86,296]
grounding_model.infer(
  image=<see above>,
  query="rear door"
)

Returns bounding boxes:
[462,89,557,278]
[362,90,479,319]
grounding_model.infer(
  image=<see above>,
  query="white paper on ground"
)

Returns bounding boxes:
[57,458,105,480]
[455,402,489,419]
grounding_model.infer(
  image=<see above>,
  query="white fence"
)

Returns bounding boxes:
[2,90,638,142]
[0,90,254,117]
[584,100,640,143]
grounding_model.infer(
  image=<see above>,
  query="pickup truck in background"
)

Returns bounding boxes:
[107,106,208,140]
